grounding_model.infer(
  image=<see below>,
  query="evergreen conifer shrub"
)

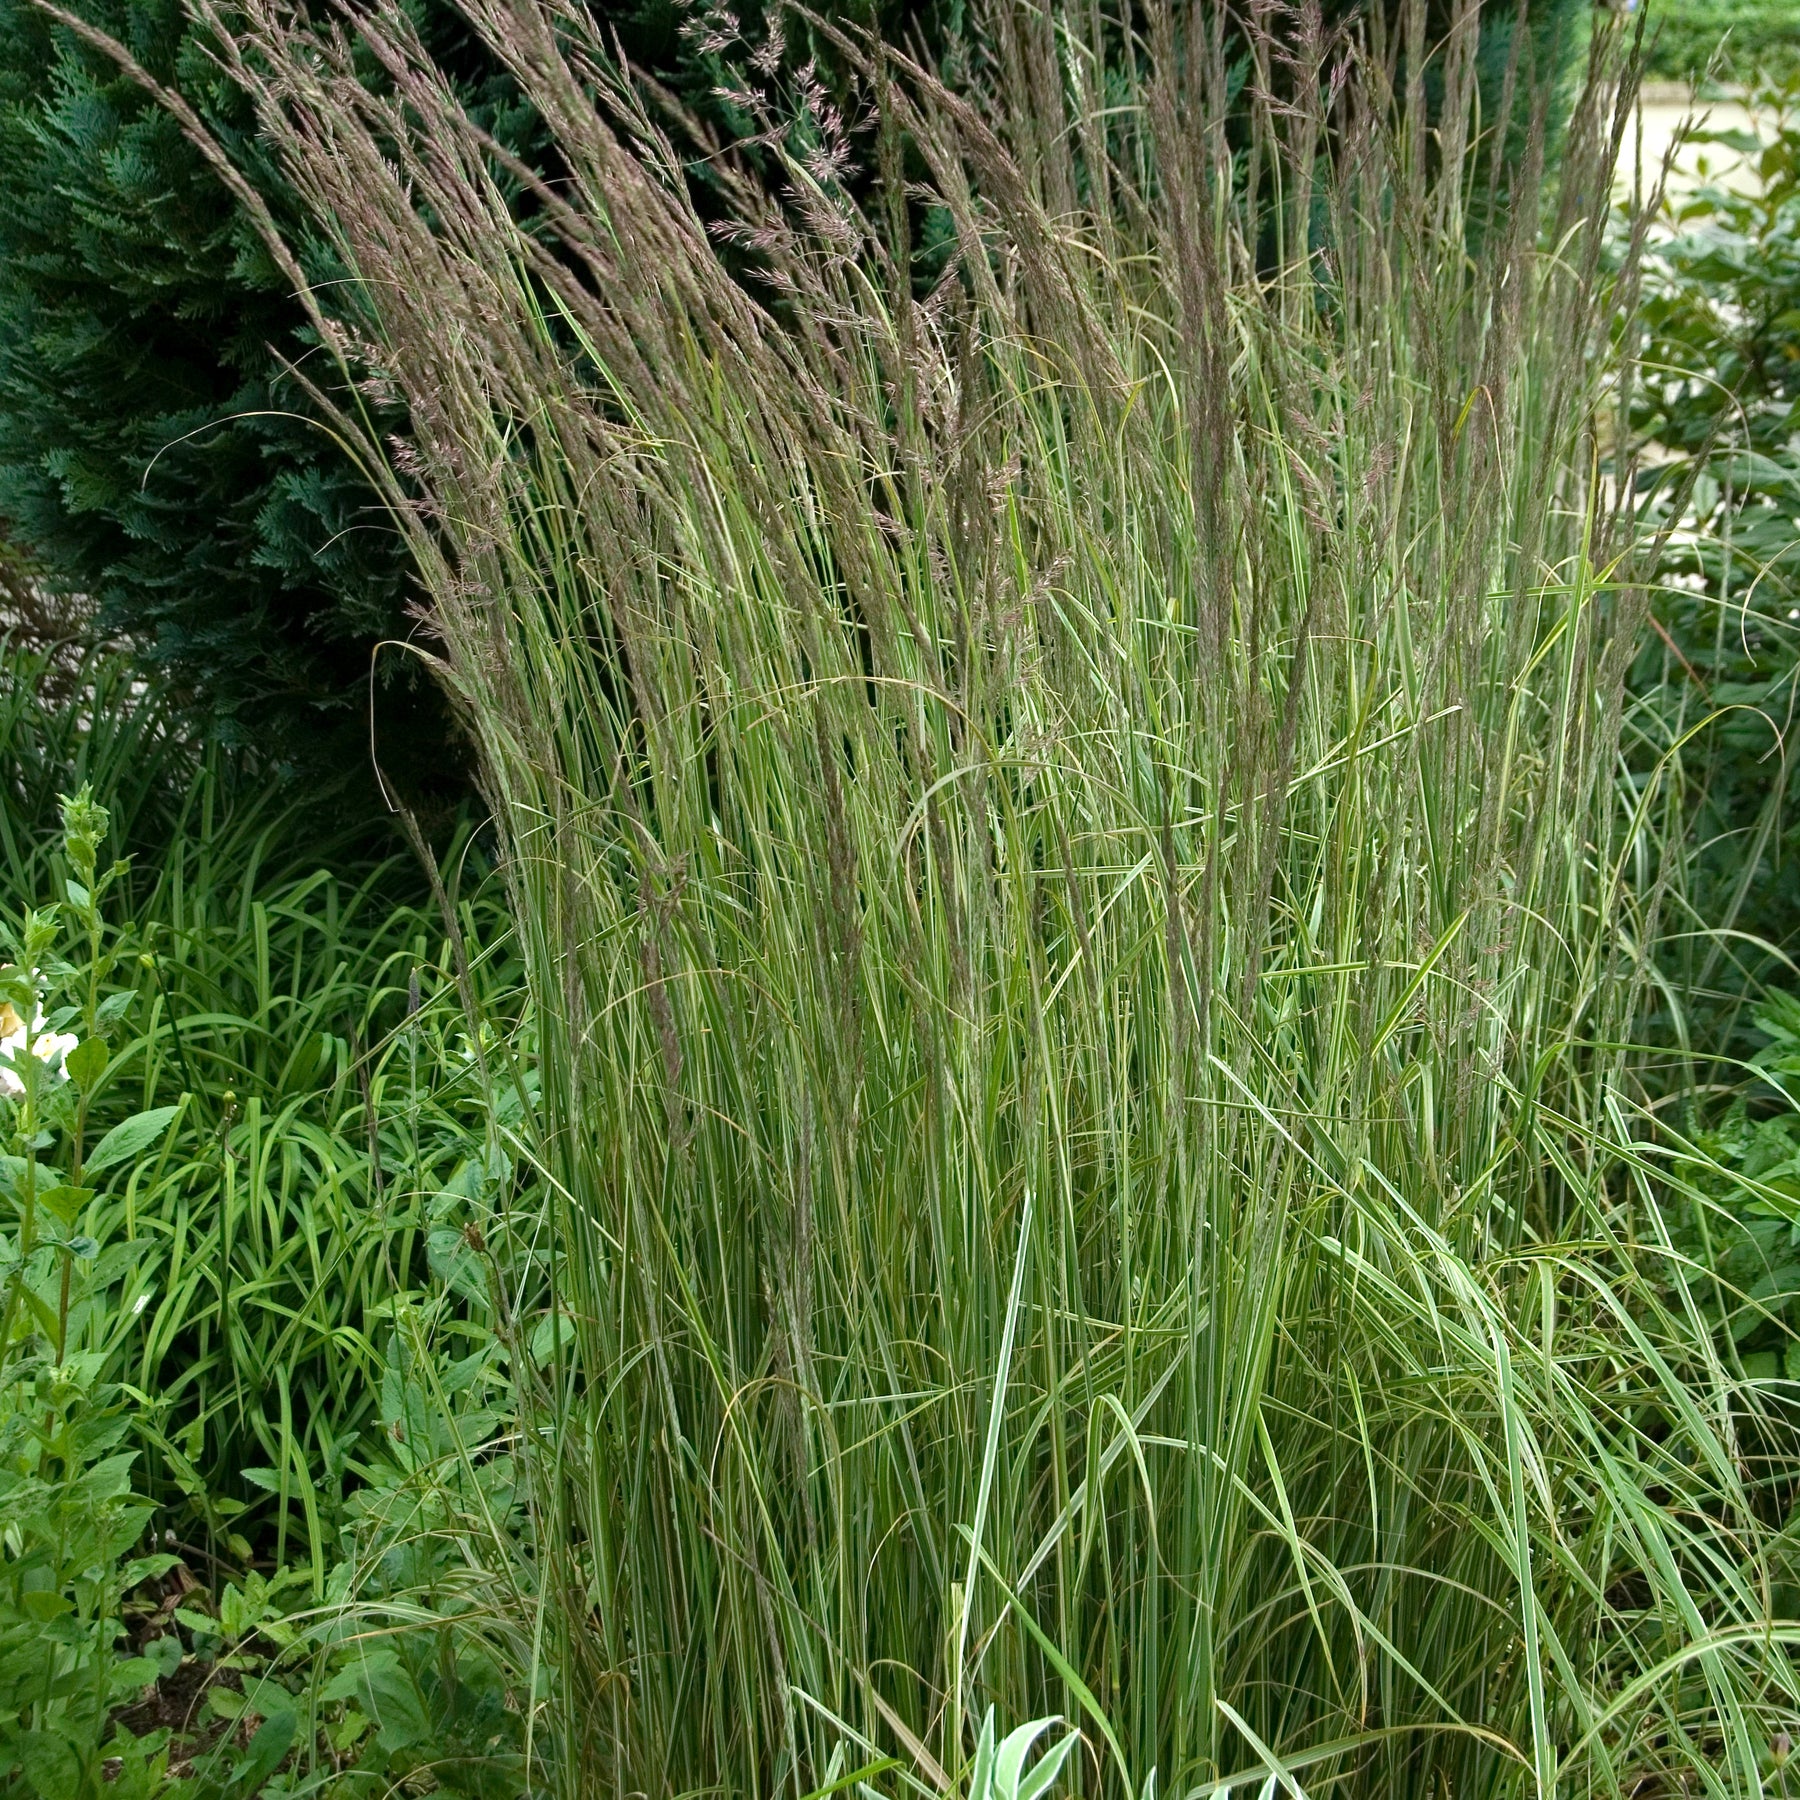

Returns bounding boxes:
[0,0,431,772]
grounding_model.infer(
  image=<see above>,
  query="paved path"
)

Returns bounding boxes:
[1623,83,1767,200]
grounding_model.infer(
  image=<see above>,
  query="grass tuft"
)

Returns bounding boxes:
[128,0,1800,1792]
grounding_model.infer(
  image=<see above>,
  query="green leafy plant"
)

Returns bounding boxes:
[0,785,186,1796]
[965,1713,1080,1800]
[0,635,536,1567]
[1664,991,1800,1380]
[0,663,555,1793]
[171,1344,539,1798]
[151,1190,549,1797]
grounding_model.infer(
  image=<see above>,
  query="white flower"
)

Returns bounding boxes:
[0,1000,79,1098]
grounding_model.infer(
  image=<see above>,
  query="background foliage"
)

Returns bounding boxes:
[1632,92,1800,1033]
[1645,0,1800,87]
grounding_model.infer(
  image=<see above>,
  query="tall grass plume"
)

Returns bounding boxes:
[102,0,1800,1791]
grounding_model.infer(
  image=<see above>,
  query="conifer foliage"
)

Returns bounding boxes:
[0,0,423,769]
[0,0,559,779]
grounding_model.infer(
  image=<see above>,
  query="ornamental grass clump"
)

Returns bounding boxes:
[132,0,1800,1790]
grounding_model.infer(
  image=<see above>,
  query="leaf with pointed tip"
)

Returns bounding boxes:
[85,1103,181,1174]
[993,1718,1062,1800]
[1016,1727,1080,1800]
